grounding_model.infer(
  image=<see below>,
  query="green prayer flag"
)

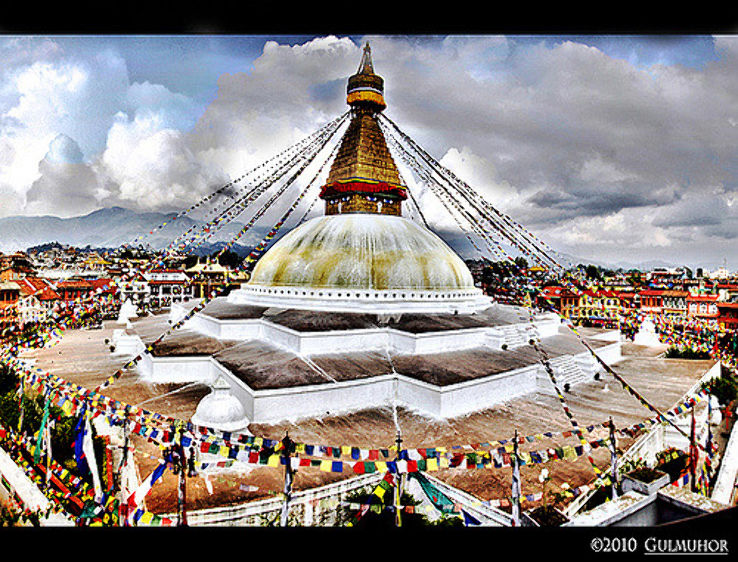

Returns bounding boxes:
[33,394,51,465]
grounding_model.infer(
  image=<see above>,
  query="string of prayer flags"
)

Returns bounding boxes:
[373,472,395,501]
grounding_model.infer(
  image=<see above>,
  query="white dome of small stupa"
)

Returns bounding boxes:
[117,298,137,324]
[191,376,250,433]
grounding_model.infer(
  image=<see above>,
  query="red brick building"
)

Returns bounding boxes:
[56,279,94,306]
[717,302,738,331]
[15,277,61,323]
[638,289,664,314]
[0,281,21,336]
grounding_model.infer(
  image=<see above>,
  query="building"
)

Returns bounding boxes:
[185,259,237,300]
[55,279,94,306]
[573,289,622,327]
[716,302,738,331]
[0,252,36,281]
[639,289,664,315]
[119,272,150,311]
[660,290,689,317]
[81,253,112,272]
[686,294,719,321]
[144,269,193,308]
[14,277,61,324]
[648,267,686,286]
[616,291,639,313]
[535,286,579,318]
[717,283,738,302]
[0,281,20,336]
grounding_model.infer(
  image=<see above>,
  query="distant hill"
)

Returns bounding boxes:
[0,206,703,271]
[0,206,267,254]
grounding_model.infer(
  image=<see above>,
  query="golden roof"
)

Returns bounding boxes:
[325,110,403,187]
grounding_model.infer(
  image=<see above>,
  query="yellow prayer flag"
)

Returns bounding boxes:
[375,461,387,472]
[267,454,280,468]
[341,446,351,457]
[426,458,439,471]
[140,511,154,525]
[319,460,332,472]
[563,446,577,460]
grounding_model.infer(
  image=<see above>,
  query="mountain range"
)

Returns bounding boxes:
[0,207,267,255]
[0,206,691,270]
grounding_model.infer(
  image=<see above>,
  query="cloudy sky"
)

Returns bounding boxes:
[0,34,736,268]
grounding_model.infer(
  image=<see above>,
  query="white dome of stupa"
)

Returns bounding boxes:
[191,376,250,433]
[117,298,137,324]
[228,214,491,314]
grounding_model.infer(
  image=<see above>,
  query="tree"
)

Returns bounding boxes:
[215,250,242,269]
[585,264,601,281]
[703,375,738,407]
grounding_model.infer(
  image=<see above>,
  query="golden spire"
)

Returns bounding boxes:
[320,43,406,216]
[357,42,375,74]
[346,41,386,111]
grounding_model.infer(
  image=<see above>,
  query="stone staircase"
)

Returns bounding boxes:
[499,324,529,349]
[537,355,588,394]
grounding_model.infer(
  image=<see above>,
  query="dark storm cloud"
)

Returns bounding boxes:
[2,34,737,266]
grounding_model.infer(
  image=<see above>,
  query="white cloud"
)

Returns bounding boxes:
[99,112,224,210]
[0,35,736,267]
[579,155,635,184]
[25,135,100,217]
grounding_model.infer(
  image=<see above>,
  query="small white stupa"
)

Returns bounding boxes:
[709,395,723,426]
[633,317,662,347]
[191,376,250,433]
[117,298,138,325]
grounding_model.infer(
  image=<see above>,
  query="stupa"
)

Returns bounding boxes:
[17,44,719,528]
[117,43,623,425]
[228,43,489,315]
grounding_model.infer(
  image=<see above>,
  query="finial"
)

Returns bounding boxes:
[358,41,374,75]
[346,42,386,111]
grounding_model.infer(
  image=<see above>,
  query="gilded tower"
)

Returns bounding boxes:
[319,43,408,216]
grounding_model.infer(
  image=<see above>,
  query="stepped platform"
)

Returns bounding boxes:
[18,332,715,520]
[104,301,624,422]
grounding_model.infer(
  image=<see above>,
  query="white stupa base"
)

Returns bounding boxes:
[190,415,250,434]
[131,336,623,424]
[633,318,663,347]
[117,298,138,324]
[228,284,493,315]
[190,376,251,433]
